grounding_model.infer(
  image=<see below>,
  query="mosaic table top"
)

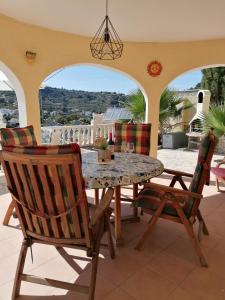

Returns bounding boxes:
[82,151,164,189]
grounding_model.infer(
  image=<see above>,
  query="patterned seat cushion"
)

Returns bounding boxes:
[133,188,191,218]
[0,125,37,146]
[114,123,151,155]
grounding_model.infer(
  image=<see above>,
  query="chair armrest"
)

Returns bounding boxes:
[90,188,114,226]
[164,168,193,178]
[142,182,202,200]
[216,159,225,168]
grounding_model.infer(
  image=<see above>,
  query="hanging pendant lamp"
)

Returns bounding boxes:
[90,0,123,60]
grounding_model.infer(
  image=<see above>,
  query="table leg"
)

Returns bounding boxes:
[133,183,138,217]
[94,189,99,206]
[114,186,123,245]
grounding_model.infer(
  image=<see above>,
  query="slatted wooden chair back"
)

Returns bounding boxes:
[1,147,92,248]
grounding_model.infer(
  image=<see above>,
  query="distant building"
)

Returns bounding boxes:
[103,107,132,122]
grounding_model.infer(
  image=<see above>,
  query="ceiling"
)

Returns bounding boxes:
[0,0,225,42]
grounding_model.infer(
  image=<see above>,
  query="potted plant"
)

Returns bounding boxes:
[94,137,111,163]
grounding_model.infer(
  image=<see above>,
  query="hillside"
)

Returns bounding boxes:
[0,86,128,126]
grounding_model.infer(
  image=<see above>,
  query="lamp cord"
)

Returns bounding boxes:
[106,0,108,16]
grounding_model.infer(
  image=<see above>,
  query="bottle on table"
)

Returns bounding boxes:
[107,132,115,160]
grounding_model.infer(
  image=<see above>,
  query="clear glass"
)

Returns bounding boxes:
[126,142,134,154]
[121,142,127,153]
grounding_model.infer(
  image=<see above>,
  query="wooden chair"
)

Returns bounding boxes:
[133,130,218,267]
[114,122,151,215]
[0,125,38,225]
[1,143,115,300]
[211,159,225,192]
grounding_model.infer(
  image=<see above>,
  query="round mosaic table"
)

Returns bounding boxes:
[82,151,164,244]
[82,152,164,189]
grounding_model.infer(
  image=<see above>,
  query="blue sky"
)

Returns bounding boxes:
[44,65,202,94]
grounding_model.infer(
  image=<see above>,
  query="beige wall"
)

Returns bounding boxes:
[1,14,225,157]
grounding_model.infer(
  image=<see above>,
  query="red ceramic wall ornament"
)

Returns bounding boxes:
[147,61,162,77]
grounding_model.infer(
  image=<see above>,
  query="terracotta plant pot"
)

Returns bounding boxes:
[97,149,111,163]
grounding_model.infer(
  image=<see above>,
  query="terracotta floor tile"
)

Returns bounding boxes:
[167,287,205,300]
[59,273,116,300]
[97,246,149,286]
[147,252,196,285]
[121,266,177,300]
[181,268,225,300]
[103,287,136,300]
[162,236,211,267]
[0,253,20,286]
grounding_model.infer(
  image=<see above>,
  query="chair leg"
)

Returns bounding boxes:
[3,200,15,226]
[89,238,101,300]
[197,209,209,242]
[216,177,225,192]
[105,216,115,259]
[174,204,208,268]
[12,239,28,299]
[135,199,166,250]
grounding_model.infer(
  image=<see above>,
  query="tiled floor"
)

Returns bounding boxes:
[0,151,225,299]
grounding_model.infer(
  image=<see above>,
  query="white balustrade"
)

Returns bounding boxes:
[41,123,115,146]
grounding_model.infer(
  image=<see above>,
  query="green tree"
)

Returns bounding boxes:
[200,104,225,138]
[124,89,146,122]
[200,67,225,104]
[125,88,191,135]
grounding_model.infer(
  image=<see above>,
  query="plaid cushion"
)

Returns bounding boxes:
[133,188,191,218]
[3,143,80,156]
[189,132,214,193]
[0,125,37,146]
[114,123,151,155]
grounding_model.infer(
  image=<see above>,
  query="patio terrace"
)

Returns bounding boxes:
[0,150,225,299]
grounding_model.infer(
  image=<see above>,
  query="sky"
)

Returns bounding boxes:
[44,66,203,94]
[0,66,203,94]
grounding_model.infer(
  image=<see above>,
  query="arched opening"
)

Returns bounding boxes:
[39,64,148,144]
[157,64,225,172]
[0,62,26,128]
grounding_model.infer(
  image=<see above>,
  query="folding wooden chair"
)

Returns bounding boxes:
[133,130,218,267]
[1,143,115,299]
[114,122,151,216]
[211,159,225,192]
[0,125,38,225]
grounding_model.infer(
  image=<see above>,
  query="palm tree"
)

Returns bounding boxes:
[125,88,191,135]
[200,104,225,138]
[124,89,146,122]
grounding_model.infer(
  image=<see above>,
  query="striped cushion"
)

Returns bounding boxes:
[189,132,213,193]
[0,126,37,146]
[114,123,151,155]
[3,143,81,156]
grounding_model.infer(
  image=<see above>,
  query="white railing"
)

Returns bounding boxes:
[41,123,115,146]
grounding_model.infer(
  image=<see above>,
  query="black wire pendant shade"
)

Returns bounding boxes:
[90,0,123,60]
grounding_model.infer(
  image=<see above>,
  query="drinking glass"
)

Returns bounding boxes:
[126,142,134,154]
[121,142,127,153]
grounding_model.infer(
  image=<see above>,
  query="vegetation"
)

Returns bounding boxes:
[200,104,225,138]
[195,67,225,104]
[124,89,145,122]
[125,88,192,136]
[0,86,128,126]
